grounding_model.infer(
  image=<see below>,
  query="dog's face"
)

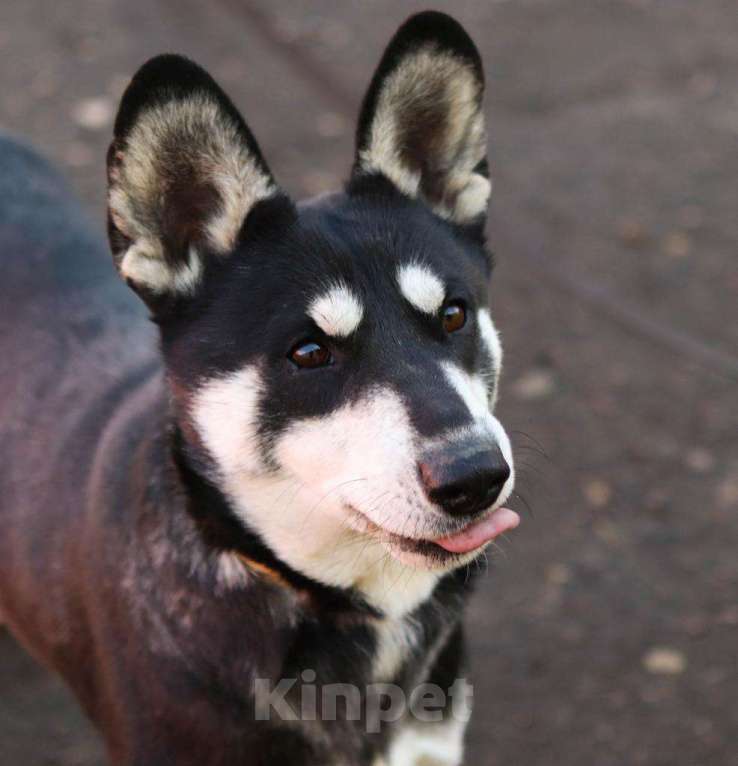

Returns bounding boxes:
[107,13,517,615]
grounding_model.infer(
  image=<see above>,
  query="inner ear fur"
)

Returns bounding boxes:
[352,12,490,227]
[107,54,280,301]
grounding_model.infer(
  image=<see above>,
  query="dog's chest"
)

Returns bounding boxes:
[268,587,463,763]
[371,614,424,682]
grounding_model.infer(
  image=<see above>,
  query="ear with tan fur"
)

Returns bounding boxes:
[352,12,490,228]
[107,55,283,305]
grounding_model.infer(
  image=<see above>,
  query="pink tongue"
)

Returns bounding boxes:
[434,508,520,554]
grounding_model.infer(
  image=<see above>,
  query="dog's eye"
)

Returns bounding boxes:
[442,302,466,333]
[289,340,333,369]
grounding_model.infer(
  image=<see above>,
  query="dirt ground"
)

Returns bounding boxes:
[1,1,737,764]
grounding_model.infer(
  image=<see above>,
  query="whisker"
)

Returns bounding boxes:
[508,429,549,458]
[510,489,534,518]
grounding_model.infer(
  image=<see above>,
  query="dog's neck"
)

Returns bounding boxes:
[169,426,383,619]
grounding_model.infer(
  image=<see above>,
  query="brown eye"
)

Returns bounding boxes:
[289,340,332,369]
[442,302,466,333]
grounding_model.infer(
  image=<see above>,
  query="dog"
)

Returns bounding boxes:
[0,11,519,765]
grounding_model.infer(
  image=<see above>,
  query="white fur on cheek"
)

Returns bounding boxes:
[272,387,440,617]
[274,389,415,535]
[308,282,364,337]
[191,365,265,478]
[194,374,438,616]
[396,262,445,315]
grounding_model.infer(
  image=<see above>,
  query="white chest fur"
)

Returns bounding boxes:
[376,716,468,766]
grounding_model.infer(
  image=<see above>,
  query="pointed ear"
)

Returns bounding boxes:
[107,55,283,305]
[352,12,490,229]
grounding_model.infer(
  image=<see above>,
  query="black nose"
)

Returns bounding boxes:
[418,448,510,517]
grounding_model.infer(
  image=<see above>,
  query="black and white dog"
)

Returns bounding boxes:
[0,11,519,765]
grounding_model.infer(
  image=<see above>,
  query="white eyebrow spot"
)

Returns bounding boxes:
[308,282,364,337]
[396,262,445,315]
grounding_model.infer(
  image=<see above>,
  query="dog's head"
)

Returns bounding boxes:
[107,12,517,615]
